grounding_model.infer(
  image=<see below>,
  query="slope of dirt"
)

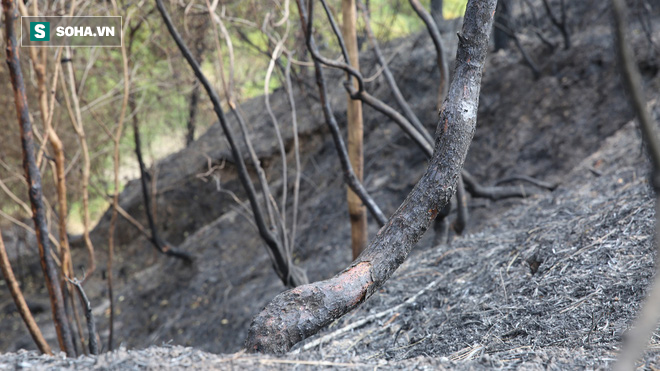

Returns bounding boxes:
[1,0,660,368]
[2,119,660,368]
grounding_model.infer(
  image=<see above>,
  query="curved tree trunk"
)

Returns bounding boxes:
[245,0,497,354]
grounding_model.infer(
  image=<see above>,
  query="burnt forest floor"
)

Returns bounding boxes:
[1,1,660,369]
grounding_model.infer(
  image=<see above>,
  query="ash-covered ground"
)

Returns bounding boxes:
[1,0,660,369]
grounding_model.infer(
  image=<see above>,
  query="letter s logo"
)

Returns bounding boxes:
[35,24,45,39]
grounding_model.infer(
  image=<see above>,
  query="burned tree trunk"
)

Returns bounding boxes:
[3,0,76,356]
[342,0,368,260]
[245,0,497,354]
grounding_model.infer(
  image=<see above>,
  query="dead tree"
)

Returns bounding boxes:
[3,0,76,356]
[342,0,369,259]
[245,0,498,354]
[156,0,307,287]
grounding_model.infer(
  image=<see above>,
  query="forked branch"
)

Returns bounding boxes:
[156,0,306,287]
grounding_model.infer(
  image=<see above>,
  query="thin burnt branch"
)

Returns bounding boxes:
[408,0,449,105]
[495,174,558,190]
[541,0,571,50]
[155,0,305,287]
[494,21,541,79]
[246,0,497,354]
[3,0,76,357]
[131,102,193,263]
[358,0,433,144]
[67,277,98,355]
[307,0,434,156]
[308,38,388,227]
[462,170,539,200]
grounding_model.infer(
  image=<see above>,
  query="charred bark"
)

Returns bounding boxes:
[186,83,201,146]
[68,277,98,355]
[245,0,497,354]
[3,0,76,356]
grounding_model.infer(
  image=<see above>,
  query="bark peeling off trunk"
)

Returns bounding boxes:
[245,0,496,354]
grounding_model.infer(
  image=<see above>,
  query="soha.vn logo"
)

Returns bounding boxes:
[29,22,50,41]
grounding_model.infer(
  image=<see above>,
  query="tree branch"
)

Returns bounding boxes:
[155,0,306,287]
[245,0,497,354]
[0,231,52,355]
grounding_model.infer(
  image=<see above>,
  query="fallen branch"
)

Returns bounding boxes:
[462,170,539,200]
[245,0,497,353]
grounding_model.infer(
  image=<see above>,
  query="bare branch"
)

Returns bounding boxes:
[408,0,449,106]
[67,276,99,355]
[0,231,52,355]
[156,0,306,287]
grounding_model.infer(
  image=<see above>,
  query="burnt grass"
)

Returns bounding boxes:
[2,2,660,369]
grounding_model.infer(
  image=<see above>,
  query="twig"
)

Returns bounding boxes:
[284,55,302,250]
[61,48,96,279]
[541,0,570,50]
[131,99,193,264]
[495,174,558,190]
[493,21,541,79]
[357,0,433,144]
[66,276,99,355]
[263,23,291,254]
[408,0,449,107]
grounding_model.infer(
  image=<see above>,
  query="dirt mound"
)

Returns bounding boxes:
[287,121,656,368]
